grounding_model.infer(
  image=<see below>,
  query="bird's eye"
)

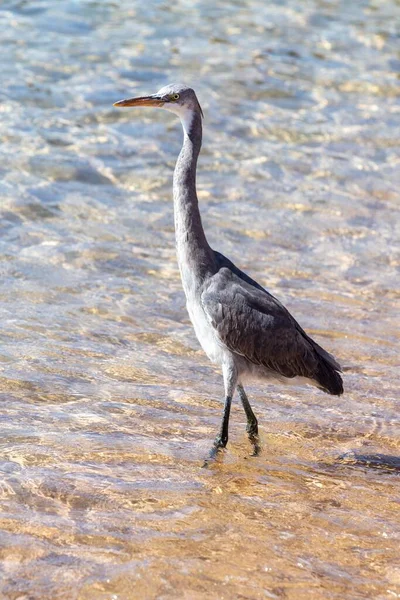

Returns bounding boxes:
[172,93,180,100]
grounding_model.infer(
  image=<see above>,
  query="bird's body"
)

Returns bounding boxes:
[114,83,343,458]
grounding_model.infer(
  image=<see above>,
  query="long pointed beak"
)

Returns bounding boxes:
[113,95,164,108]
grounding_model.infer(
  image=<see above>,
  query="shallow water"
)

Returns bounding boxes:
[0,0,399,598]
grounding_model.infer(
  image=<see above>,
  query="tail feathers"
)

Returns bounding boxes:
[297,325,342,373]
[312,340,342,372]
[315,357,344,396]
[295,324,343,395]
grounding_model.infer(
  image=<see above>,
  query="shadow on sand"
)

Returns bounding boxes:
[338,452,400,474]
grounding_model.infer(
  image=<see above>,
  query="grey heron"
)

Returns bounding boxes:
[114,84,343,460]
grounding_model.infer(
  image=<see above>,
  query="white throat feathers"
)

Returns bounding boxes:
[165,104,195,136]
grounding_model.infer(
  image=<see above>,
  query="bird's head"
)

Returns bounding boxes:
[114,83,203,135]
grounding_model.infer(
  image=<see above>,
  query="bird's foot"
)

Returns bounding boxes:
[248,433,261,457]
[202,434,228,467]
[246,420,258,437]
[246,420,260,456]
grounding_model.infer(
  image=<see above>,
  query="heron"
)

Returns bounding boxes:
[114,83,343,460]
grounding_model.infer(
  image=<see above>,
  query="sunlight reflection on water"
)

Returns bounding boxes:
[0,0,399,598]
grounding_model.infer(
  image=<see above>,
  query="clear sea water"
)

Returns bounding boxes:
[0,1,399,598]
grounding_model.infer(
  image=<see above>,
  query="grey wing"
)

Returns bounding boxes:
[201,267,320,379]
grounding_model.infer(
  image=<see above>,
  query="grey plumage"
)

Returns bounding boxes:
[202,254,342,394]
[114,83,343,459]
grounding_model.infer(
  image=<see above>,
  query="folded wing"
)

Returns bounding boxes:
[201,260,342,394]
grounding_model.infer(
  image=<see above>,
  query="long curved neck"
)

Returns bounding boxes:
[173,111,214,291]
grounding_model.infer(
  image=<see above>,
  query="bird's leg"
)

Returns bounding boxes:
[237,384,260,456]
[206,394,232,462]
[205,364,236,463]
[237,384,258,436]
